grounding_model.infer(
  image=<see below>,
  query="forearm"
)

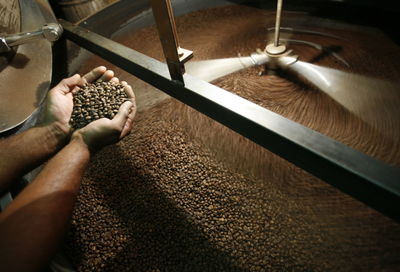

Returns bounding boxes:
[0,122,69,194]
[0,134,90,272]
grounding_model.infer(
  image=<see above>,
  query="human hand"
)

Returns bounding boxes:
[72,74,136,152]
[72,95,136,152]
[42,66,117,134]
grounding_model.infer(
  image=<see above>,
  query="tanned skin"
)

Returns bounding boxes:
[0,66,136,272]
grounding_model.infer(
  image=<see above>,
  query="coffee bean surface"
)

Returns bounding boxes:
[70,81,129,130]
[66,4,400,272]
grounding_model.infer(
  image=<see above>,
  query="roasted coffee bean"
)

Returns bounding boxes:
[63,100,325,272]
[70,81,129,130]
[63,4,400,271]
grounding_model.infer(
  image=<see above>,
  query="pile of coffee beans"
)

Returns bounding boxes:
[63,4,400,271]
[70,81,129,130]
[63,100,331,271]
[63,98,400,272]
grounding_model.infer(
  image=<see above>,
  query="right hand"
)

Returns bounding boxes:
[73,100,136,152]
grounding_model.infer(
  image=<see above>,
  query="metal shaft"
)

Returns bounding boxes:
[149,0,183,82]
[274,0,283,47]
[0,23,62,53]
[149,0,193,83]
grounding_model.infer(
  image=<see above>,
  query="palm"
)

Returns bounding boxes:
[46,90,74,126]
[42,66,136,151]
[75,99,135,152]
[81,118,120,149]
[42,67,115,129]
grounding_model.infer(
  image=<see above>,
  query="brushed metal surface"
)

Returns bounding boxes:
[0,0,53,133]
[0,0,20,72]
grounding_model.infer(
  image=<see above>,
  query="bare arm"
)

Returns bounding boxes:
[0,134,90,271]
[0,73,81,193]
[0,122,69,194]
[0,69,136,272]
[0,67,117,194]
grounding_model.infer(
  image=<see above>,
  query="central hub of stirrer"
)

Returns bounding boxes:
[265,0,287,56]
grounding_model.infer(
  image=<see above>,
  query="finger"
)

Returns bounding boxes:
[110,77,119,83]
[121,103,136,138]
[82,66,107,84]
[121,81,135,99]
[121,97,136,137]
[98,70,114,82]
[55,74,81,94]
[127,99,137,120]
[71,86,81,94]
[112,101,133,130]
[121,114,134,138]
[122,82,136,121]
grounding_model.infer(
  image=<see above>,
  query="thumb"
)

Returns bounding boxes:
[57,74,81,94]
[112,101,133,129]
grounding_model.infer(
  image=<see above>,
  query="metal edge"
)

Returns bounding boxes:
[0,0,54,133]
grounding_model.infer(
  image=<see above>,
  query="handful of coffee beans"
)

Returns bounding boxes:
[70,81,129,130]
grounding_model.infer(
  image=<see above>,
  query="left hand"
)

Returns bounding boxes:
[42,66,117,133]
[73,98,136,153]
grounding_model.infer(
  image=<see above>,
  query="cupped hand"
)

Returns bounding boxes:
[73,99,136,152]
[42,66,117,133]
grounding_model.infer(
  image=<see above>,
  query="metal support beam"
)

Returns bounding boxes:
[149,0,193,83]
[61,20,400,222]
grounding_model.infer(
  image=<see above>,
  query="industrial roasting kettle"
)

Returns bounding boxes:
[1,0,400,271]
[58,0,400,271]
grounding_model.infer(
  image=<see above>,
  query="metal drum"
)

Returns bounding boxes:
[56,0,400,270]
[0,0,57,134]
[57,0,117,22]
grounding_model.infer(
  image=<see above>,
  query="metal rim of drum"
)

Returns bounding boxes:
[0,0,54,133]
[58,0,95,6]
